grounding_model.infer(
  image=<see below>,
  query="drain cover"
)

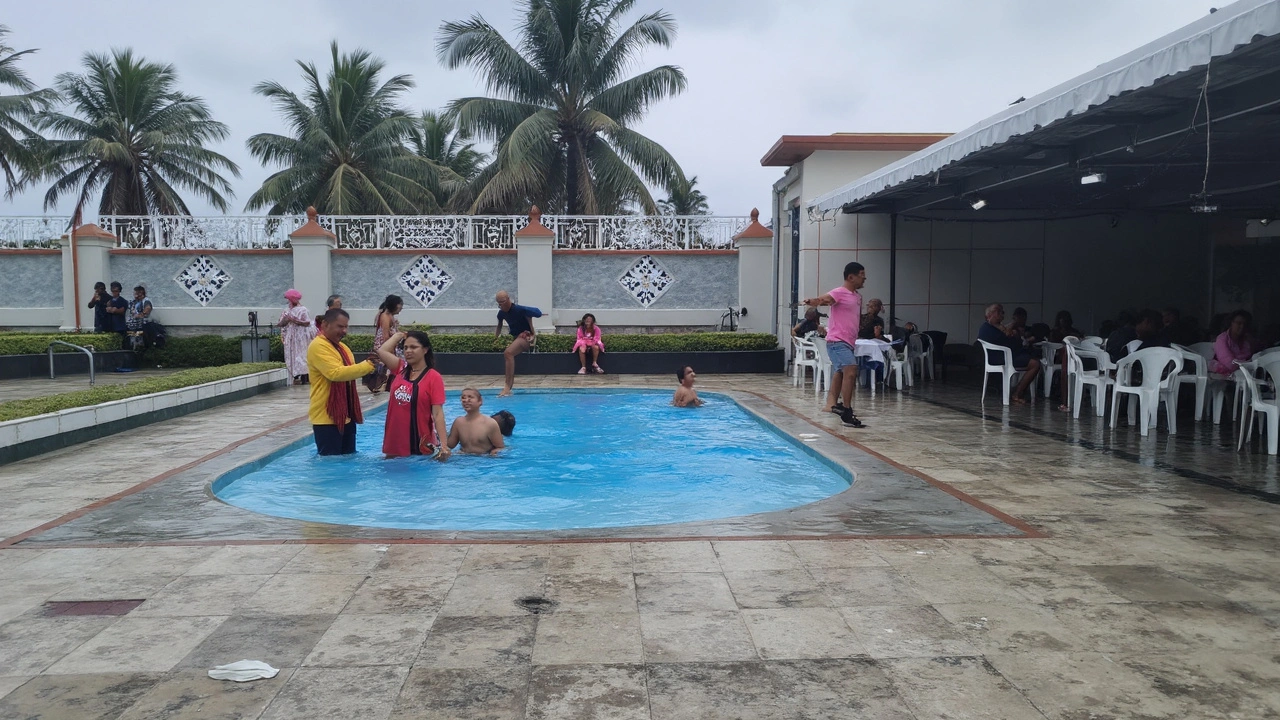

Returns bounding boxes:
[41,600,145,617]
[514,596,558,615]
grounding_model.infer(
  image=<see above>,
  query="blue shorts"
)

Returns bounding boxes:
[826,341,857,373]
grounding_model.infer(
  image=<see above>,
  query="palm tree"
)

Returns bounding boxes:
[0,27,57,197]
[437,0,689,215]
[37,49,239,216]
[408,109,485,210]
[246,43,446,215]
[657,175,709,216]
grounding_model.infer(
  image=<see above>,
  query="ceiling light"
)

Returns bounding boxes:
[1190,203,1218,214]
[1080,172,1106,185]
[970,198,987,210]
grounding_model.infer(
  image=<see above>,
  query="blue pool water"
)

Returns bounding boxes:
[213,389,851,531]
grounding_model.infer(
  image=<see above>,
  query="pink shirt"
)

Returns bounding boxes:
[824,286,862,345]
[1211,331,1255,374]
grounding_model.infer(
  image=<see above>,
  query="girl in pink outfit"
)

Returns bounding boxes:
[1211,309,1257,374]
[573,313,605,374]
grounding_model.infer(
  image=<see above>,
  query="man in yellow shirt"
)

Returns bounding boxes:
[307,308,376,455]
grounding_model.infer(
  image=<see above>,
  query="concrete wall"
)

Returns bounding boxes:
[0,251,61,307]
[331,251,517,310]
[553,253,737,310]
[107,251,293,309]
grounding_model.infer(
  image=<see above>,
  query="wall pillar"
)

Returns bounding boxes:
[57,224,118,332]
[288,207,336,315]
[733,208,775,333]
[515,206,556,333]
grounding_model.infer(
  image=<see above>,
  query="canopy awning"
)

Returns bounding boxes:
[809,0,1280,216]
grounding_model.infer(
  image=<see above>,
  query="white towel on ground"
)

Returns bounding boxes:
[208,660,280,682]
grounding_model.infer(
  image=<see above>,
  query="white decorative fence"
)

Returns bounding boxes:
[0,214,752,251]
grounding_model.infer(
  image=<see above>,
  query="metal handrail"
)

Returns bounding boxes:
[48,341,96,386]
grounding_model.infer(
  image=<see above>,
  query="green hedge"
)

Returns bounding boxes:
[2,331,777,369]
[0,362,284,422]
[0,333,123,355]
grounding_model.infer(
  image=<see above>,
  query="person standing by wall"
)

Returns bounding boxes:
[106,282,129,347]
[87,282,110,333]
[278,289,316,384]
[803,261,867,428]
[307,308,376,456]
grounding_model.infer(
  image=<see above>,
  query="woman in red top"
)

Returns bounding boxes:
[375,330,450,460]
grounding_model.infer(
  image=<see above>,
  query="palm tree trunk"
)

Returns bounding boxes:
[565,137,580,215]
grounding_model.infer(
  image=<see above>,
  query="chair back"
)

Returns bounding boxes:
[1256,355,1280,389]
[1189,341,1216,363]
[1237,365,1264,410]
[1115,347,1183,390]
[1255,346,1280,361]
[977,340,1013,372]
[1063,341,1085,376]
[813,337,832,365]
[908,334,924,357]
[1172,343,1206,378]
[1040,341,1063,364]
[1083,336,1104,346]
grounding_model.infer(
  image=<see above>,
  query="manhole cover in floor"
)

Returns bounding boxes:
[41,600,145,617]
[515,596,558,614]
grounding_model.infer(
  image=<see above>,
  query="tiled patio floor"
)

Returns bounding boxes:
[2,372,1279,719]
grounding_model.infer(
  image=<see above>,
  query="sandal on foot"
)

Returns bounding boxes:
[593,365,605,374]
[577,367,587,374]
[840,409,865,428]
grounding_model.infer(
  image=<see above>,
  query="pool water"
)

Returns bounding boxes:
[213,389,851,531]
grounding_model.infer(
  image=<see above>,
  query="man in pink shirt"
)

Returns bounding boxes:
[804,261,867,428]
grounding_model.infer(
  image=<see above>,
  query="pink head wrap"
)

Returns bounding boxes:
[284,289,302,302]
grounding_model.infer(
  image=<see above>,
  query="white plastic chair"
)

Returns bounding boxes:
[1188,341,1233,424]
[1082,336,1104,346]
[1110,347,1183,436]
[1171,343,1208,422]
[977,339,1022,406]
[888,340,911,390]
[1040,342,1063,397]
[812,339,834,399]
[909,333,934,381]
[1064,341,1114,418]
[1236,363,1278,455]
[792,335,819,388]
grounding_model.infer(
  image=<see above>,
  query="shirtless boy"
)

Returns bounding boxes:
[673,366,704,407]
[447,387,506,455]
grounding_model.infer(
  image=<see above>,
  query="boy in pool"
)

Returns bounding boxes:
[673,366,704,407]
[447,387,506,455]
[490,409,516,437]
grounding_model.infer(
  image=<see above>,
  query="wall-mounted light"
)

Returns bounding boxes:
[970,198,987,210]
[1080,172,1106,185]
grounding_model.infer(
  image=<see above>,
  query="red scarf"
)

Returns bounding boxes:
[325,338,363,432]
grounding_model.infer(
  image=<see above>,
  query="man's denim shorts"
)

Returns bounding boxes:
[826,340,857,373]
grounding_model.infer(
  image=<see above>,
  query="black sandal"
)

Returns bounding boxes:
[840,409,865,428]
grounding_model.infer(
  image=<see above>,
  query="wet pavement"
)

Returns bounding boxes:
[2,371,1279,718]
[0,368,183,402]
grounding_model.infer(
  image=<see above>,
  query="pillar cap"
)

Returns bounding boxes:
[733,208,774,241]
[515,206,555,237]
[289,207,336,240]
[71,223,117,241]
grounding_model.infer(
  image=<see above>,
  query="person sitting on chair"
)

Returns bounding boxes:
[792,308,826,338]
[858,299,885,339]
[977,303,1041,404]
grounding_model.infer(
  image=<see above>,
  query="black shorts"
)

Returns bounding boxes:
[314,422,357,455]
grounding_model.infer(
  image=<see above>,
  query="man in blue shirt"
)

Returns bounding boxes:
[977,303,1041,404]
[494,290,542,397]
[106,281,130,347]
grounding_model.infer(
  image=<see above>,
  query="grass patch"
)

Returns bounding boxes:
[0,362,284,423]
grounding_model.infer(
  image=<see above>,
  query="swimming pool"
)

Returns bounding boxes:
[212,389,851,531]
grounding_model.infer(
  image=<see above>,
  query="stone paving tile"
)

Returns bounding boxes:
[0,673,162,720]
[416,615,536,669]
[646,659,917,720]
[459,544,550,573]
[870,538,984,566]
[639,611,757,663]
[373,544,470,576]
[984,565,1135,605]
[712,540,804,572]
[0,676,30,701]
[986,651,1190,720]
[532,612,644,665]
[1082,564,1230,603]
[884,656,1049,720]
[46,573,183,602]
[526,664,649,720]
[723,569,830,609]
[260,665,409,720]
[44,616,225,674]
[809,567,928,607]
[176,614,336,670]
[304,613,433,667]
[1118,649,1280,718]
[1138,601,1280,652]
[279,544,388,574]
[1048,603,1196,654]
[840,605,982,659]
[343,574,456,615]
[131,574,274,617]
[635,572,739,612]
[544,571,637,614]
[103,546,220,576]
[0,615,119,675]
[740,608,868,660]
[0,579,76,625]
[183,544,305,575]
[436,571,545,617]
[787,539,889,568]
[932,602,1084,654]
[389,665,528,720]
[116,668,294,720]
[238,573,367,615]
[631,541,720,573]
[2,548,127,580]
[547,542,634,573]
[897,565,1031,605]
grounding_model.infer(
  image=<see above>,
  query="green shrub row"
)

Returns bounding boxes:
[2,331,777,368]
[0,362,284,423]
[0,333,123,355]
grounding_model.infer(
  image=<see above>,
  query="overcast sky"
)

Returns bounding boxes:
[1,0,1218,219]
